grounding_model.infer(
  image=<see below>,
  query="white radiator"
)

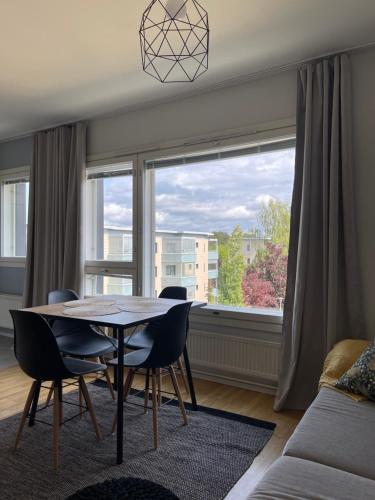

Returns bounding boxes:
[187,329,281,393]
[0,294,23,330]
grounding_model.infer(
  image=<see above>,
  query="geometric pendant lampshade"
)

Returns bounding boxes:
[139,0,209,83]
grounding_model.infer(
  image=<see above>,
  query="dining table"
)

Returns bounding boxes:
[22,294,205,464]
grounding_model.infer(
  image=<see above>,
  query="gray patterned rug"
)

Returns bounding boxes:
[0,383,275,500]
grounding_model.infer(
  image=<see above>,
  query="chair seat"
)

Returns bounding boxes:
[63,357,106,376]
[124,326,156,350]
[110,348,152,368]
[57,332,117,358]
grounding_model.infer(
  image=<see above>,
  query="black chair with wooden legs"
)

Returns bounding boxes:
[110,302,192,449]
[46,289,117,404]
[10,310,105,470]
[123,286,190,397]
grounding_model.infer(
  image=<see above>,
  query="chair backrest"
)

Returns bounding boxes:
[144,302,192,368]
[149,286,188,331]
[159,286,187,300]
[10,310,68,381]
[48,289,84,337]
[48,289,79,304]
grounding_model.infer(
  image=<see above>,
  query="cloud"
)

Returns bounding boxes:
[104,202,132,226]
[103,148,295,233]
[256,194,275,206]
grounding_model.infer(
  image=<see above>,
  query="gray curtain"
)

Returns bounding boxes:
[24,123,86,307]
[274,54,365,411]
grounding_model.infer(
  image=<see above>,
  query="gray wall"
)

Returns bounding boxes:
[0,135,32,170]
[0,47,374,339]
[0,268,25,295]
[88,70,296,155]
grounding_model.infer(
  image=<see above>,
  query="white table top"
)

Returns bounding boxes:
[23,295,205,329]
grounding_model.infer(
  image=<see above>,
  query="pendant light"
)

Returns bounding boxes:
[139,0,209,83]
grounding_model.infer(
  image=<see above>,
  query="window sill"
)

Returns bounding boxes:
[0,257,26,268]
[192,303,283,324]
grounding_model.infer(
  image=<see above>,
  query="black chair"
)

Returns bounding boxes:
[124,286,190,394]
[110,302,192,449]
[47,289,117,400]
[10,310,105,470]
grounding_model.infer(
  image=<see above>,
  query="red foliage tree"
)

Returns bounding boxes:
[242,243,288,309]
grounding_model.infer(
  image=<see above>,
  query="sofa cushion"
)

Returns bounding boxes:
[248,456,375,500]
[283,388,375,480]
[336,343,375,400]
[319,339,370,401]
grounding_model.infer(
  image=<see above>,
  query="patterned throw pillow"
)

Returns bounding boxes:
[336,344,375,401]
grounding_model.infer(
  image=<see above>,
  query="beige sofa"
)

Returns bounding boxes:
[248,387,375,499]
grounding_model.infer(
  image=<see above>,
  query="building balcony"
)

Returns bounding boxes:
[161,253,196,264]
[208,250,218,261]
[208,269,218,279]
[161,276,197,287]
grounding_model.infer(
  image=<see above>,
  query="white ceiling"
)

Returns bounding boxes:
[0,0,375,141]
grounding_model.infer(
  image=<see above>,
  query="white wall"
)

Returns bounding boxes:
[0,47,374,338]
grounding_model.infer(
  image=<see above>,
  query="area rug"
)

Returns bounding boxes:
[0,383,275,500]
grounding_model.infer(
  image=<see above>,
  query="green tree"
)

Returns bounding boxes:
[258,199,290,253]
[218,225,245,306]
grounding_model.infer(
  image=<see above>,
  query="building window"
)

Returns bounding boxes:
[145,138,295,312]
[155,266,157,277]
[85,274,132,296]
[155,242,158,253]
[1,171,29,258]
[166,264,176,276]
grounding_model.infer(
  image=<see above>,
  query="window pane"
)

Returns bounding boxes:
[152,144,295,312]
[2,179,29,257]
[85,274,133,296]
[86,165,133,262]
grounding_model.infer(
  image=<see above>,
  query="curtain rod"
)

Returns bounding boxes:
[1,40,374,146]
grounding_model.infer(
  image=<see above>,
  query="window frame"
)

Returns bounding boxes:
[84,154,139,296]
[139,126,296,319]
[0,166,30,267]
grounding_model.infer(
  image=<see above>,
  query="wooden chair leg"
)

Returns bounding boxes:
[169,365,188,425]
[45,383,54,408]
[14,381,38,450]
[28,380,41,426]
[111,369,134,434]
[124,369,135,401]
[100,356,115,400]
[57,380,63,424]
[177,357,190,394]
[52,383,60,470]
[157,368,162,407]
[152,368,158,449]
[79,385,83,419]
[79,376,102,440]
[144,369,150,413]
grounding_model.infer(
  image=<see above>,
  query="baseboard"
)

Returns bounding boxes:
[0,328,13,338]
[191,366,277,395]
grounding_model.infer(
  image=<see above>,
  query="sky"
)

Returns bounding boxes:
[103,148,295,234]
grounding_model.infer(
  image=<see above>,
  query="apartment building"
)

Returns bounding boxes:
[154,230,218,301]
[242,237,271,266]
[86,226,219,301]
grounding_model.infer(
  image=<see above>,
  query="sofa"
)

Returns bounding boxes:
[248,387,375,499]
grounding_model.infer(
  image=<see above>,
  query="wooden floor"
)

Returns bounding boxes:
[0,364,303,498]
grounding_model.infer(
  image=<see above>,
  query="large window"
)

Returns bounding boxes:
[145,138,295,312]
[1,170,29,258]
[85,160,135,296]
